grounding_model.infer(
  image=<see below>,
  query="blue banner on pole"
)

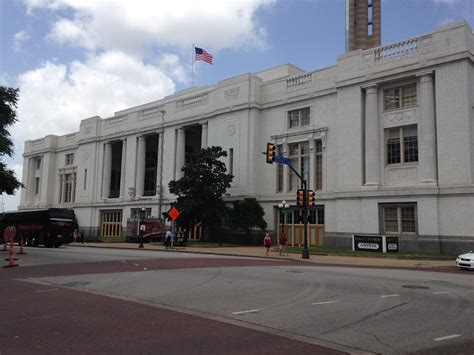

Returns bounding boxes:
[274,155,292,165]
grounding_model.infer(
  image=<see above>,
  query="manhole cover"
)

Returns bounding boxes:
[62,281,90,287]
[402,285,430,289]
[286,270,304,274]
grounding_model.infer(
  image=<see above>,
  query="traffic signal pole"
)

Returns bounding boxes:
[265,143,310,259]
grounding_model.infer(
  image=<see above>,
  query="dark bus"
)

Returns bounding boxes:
[0,208,77,247]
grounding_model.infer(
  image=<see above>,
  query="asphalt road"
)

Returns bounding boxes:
[1,246,473,354]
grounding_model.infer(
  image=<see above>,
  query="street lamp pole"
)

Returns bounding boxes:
[278,200,289,236]
[158,110,166,219]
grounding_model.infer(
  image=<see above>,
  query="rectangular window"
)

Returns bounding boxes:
[130,208,152,218]
[288,107,310,128]
[384,84,417,111]
[65,153,74,166]
[382,204,417,235]
[34,177,40,195]
[288,142,310,191]
[386,125,418,165]
[315,140,323,190]
[64,173,72,203]
[83,169,87,190]
[36,158,41,170]
[276,145,283,192]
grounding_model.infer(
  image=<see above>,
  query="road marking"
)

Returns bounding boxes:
[433,334,461,342]
[231,309,259,315]
[433,291,449,294]
[380,294,399,298]
[35,288,58,293]
[312,301,338,305]
[99,279,113,283]
[133,263,139,266]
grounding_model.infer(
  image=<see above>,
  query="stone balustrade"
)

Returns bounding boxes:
[286,73,312,90]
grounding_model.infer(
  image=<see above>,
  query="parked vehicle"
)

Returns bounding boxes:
[456,251,474,270]
[0,208,76,247]
[125,218,165,243]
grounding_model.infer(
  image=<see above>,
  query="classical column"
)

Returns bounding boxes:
[119,139,127,198]
[364,85,381,187]
[283,142,289,192]
[58,173,63,204]
[156,131,163,196]
[26,158,35,204]
[418,73,437,184]
[201,122,208,148]
[72,172,77,203]
[175,128,186,179]
[136,136,146,196]
[102,142,112,199]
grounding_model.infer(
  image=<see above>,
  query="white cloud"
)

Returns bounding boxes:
[14,51,176,143]
[13,28,31,52]
[25,0,275,53]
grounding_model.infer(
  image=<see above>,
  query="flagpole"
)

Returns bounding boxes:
[191,44,195,87]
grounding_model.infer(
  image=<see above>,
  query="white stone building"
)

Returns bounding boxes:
[20,22,474,253]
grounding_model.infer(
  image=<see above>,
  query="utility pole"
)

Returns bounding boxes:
[265,143,310,259]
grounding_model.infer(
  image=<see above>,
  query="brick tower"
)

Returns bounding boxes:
[345,0,381,52]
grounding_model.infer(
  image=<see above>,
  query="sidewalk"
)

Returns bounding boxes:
[71,242,457,270]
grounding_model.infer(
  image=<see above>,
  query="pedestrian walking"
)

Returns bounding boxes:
[165,229,172,248]
[80,230,85,244]
[278,232,287,256]
[73,229,78,243]
[264,233,272,256]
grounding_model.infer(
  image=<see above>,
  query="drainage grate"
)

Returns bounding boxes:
[402,285,430,289]
[62,281,90,287]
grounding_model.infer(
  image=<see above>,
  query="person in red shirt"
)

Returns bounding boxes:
[263,233,272,256]
[278,233,287,256]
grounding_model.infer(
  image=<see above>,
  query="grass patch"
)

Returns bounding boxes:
[284,245,455,259]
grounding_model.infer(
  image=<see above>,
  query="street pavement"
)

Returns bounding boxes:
[70,241,457,271]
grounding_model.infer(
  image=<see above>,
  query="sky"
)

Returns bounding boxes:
[0,0,473,211]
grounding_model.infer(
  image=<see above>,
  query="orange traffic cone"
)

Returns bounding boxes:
[17,236,27,255]
[4,239,19,268]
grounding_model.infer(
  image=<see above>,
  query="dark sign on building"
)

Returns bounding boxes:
[353,235,383,252]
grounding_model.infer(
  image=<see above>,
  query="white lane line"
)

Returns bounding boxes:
[133,263,139,266]
[312,301,338,305]
[433,291,449,294]
[433,334,461,342]
[35,288,58,293]
[380,294,400,298]
[231,309,259,315]
[99,279,113,283]
[131,272,141,276]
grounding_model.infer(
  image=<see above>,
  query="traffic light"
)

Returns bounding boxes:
[307,190,316,207]
[266,143,276,164]
[297,189,305,207]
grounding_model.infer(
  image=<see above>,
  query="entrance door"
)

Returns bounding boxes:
[100,210,123,237]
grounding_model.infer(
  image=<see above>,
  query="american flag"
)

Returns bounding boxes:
[195,47,213,64]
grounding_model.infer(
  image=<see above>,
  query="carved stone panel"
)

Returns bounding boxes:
[383,108,417,128]
[385,166,417,187]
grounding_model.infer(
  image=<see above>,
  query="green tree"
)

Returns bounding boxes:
[227,197,267,233]
[0,86,22,194]
[168,146,233,234]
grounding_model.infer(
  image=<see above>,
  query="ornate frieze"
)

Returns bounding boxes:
[225,87,240,101]
[384,108,417,128]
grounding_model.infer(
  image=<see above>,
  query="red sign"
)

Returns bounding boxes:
[4,226,16,238]
[168,207,180,221]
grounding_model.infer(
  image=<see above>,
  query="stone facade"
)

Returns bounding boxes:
[20,22,474,253]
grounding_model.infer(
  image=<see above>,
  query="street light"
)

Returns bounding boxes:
[138,207,146,248]
[278,200,289,237]
[158,110,166,219]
